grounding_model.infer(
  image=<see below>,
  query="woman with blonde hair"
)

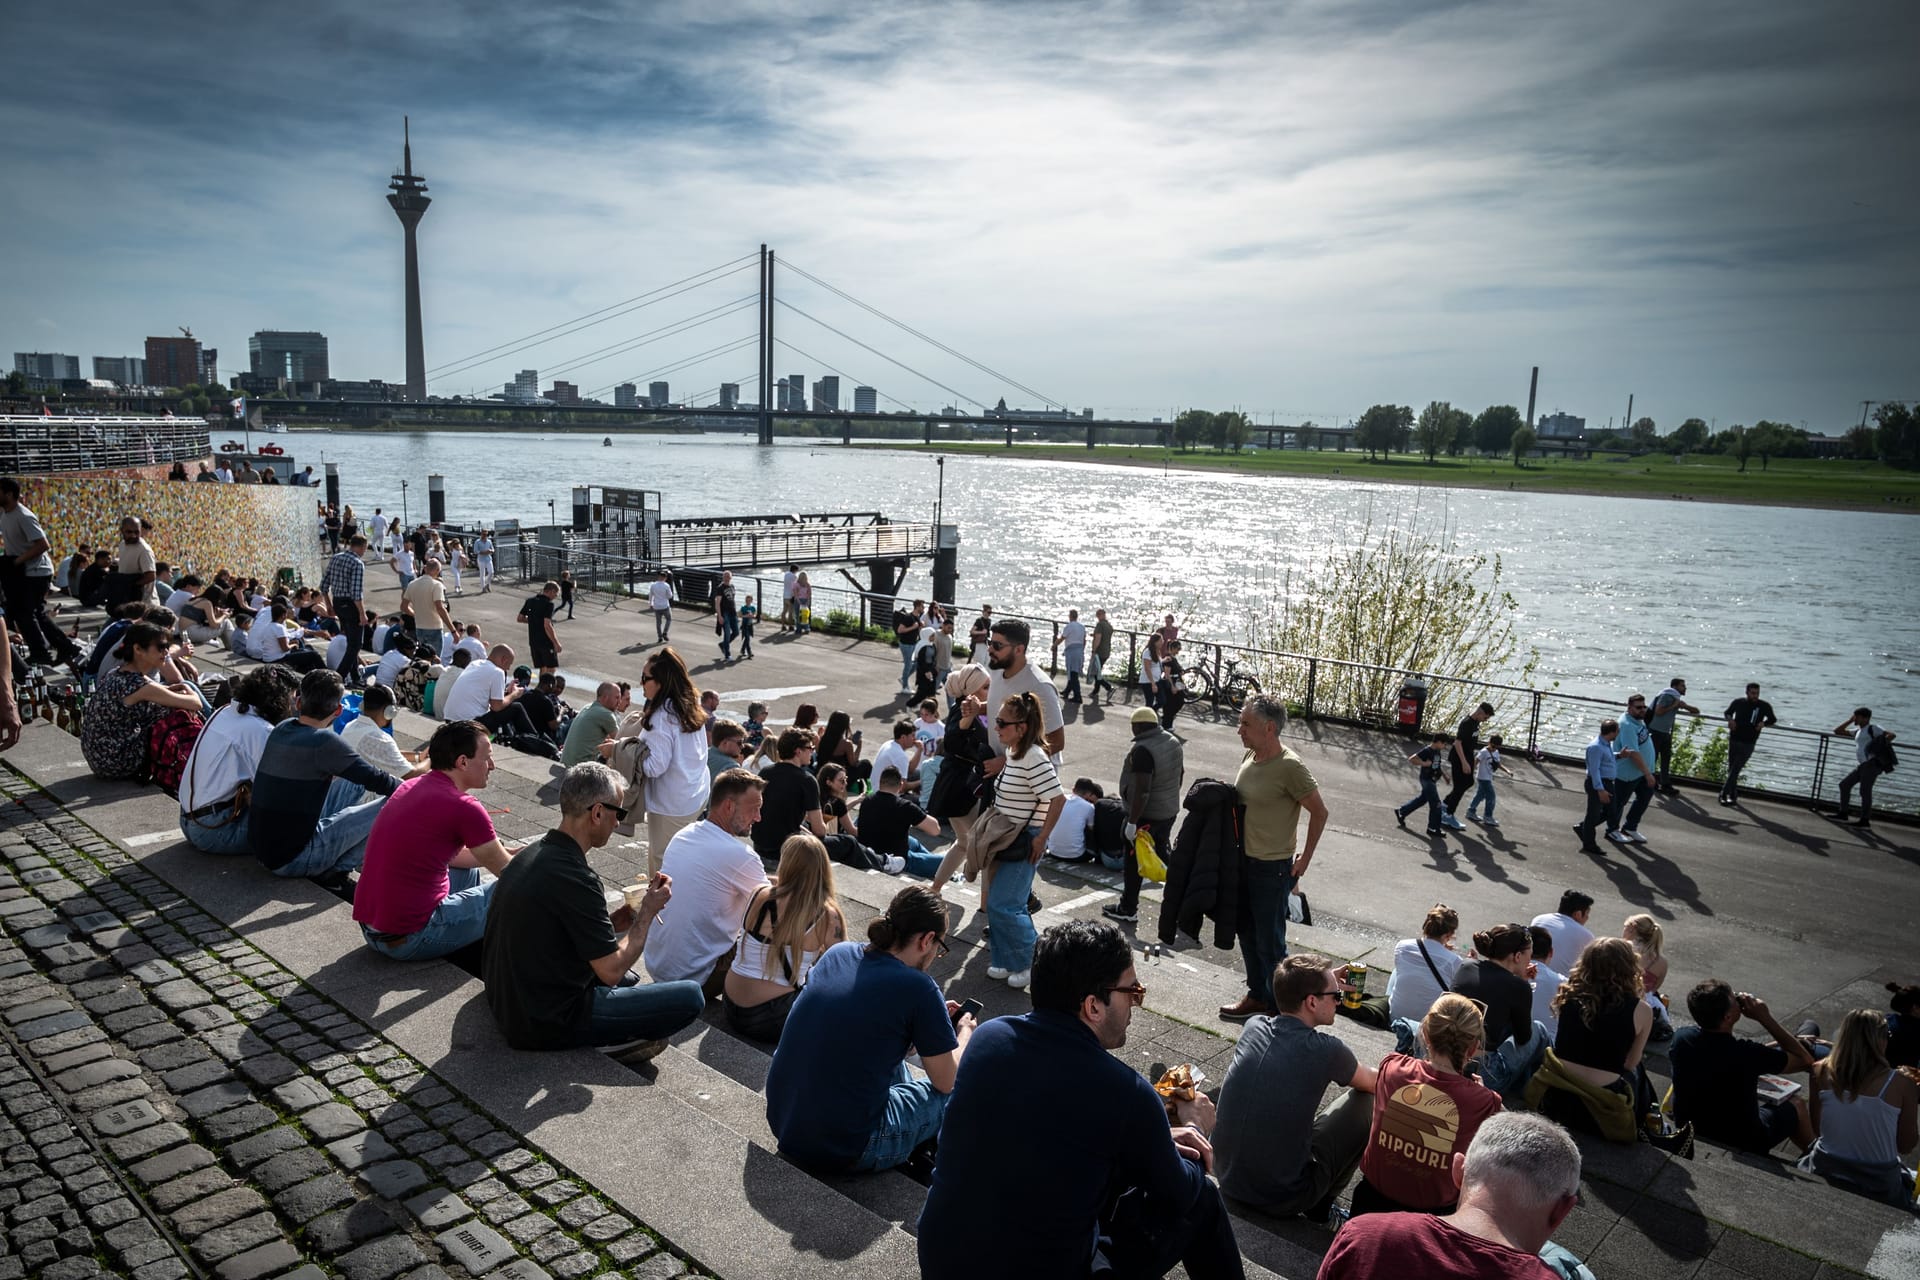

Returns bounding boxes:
[1352,993,1504,1217]
[635,647,710,875]
[1623,913,1673,1040]
[1799,1009,1919,1205]
[978,691,1065,989]
[1552,937,1654,1115]
[723,834,846,1044]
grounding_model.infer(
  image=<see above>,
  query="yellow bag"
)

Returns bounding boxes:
[1135,829,1167,883]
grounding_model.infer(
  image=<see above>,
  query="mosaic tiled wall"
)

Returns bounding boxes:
[16,473,323,586]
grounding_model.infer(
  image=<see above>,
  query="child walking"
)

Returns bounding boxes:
[1394,732,1452,835]
[739,595,757,658]
[1466,733,1515,826]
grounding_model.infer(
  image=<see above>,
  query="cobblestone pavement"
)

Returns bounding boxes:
[0,770,706,1280]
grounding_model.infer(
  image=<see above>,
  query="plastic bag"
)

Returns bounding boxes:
[1135,828,1167,883]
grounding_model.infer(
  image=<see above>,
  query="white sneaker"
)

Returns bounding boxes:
[987,966,1011,981]
[1625,829,1648,844]
[882,855,907,875]
[1483,818,1500,828]
[1006,970,1031,989]
[1605,829,1631,843]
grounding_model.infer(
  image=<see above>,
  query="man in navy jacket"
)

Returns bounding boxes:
[916,920,1244,1279]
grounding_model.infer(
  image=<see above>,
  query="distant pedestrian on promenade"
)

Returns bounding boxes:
[739,594,757,658]
[793,572,812,634]
[320,534,371,686]
[1394,732,1451,836]
[474,531,495,593]
[1830,708,1897,829]
[1089,607,1115,702]
[969,603,994,666]
[1648,677,1699,794]
[1573,719,1619,853]
[560,569,576,620]
[780,563,798,631]
[715,571,740,661]
[520,580,562,675]
[1608,694,1656,845]
[1138,631,1163,710]
[1720,683,1777,806]
[1465,734,1514,826]
[647,569,673,643]
[1442,702,1495,832]
[1056,608,1087,704]
[893,597,925,693]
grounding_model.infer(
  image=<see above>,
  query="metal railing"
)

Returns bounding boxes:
[0,415,213,473]
[507,540,1915,817]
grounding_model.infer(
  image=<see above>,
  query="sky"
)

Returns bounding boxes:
[5,0,1917,432]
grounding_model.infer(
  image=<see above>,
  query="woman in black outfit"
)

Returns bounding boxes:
[927,665,993,886]
[1552,936,1656,1117]
[815,710,868,785]
[1448,921,1548,1101]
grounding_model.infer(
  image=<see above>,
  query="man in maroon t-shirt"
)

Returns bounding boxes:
[1318,1113,1588,1280]
[355,721,518,961]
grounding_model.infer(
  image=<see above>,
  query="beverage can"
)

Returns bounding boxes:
[1343,962,1367,1009]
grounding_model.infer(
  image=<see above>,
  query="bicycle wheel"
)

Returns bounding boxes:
[1227,673,1262,711]
[1185,663,1217,706]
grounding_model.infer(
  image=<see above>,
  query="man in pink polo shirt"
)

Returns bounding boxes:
[355,720,517,960]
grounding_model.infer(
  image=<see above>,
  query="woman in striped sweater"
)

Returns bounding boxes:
[983,691,1066,990]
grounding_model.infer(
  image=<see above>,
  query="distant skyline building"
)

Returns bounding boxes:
[143,335,208,389]
[386,118,431,402]
[248,331,330,383]
[785,372,804,412]
[648,380,669,407]
[614,383,637,408]
[812,376,839,413]
[546,380,578,404]
[13,352,81,381]
[1537,411,1586,439]
[504,369,539,403]
[92,355,146,385]
[718,382,739,410]
[853,385,877,414]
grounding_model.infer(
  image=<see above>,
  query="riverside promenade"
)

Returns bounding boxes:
[1,572,1916,1280]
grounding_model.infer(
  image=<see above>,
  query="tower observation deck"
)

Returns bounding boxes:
[387,118,431,402]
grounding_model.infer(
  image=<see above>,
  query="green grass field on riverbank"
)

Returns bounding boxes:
[863,441,1920,511]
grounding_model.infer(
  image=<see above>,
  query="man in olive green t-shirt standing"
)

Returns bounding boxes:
[1221,693,1330,1021]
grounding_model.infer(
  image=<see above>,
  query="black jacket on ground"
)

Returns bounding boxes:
[1157,779,1243,951]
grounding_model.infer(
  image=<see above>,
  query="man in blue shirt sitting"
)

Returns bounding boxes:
[1572,719,1619,855]
[765,885,972,1173]
[917,920,1244,1280]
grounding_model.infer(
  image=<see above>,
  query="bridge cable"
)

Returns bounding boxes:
[780,259,1065,410]
[774,300,986,410]
[539,297,759,382]
[585,336,762,401]
[771,339,922,413]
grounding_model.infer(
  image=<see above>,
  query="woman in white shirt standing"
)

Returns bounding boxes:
[178,666,299,855]
[637,646,711,877]
[981,691,1065,990]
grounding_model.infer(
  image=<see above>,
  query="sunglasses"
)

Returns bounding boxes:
[596,800,629,822]
[1102,982,1148,1007]
[993,717,1022,729]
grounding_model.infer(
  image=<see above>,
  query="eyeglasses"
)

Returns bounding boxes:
[595,800,629,821]
[1101,982,1148,1007]
[933,935,951,958]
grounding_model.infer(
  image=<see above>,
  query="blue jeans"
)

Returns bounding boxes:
[180,809,251,855]
[851,1063,949,1172]
[1466,779,1497,820]
[903,847,944,879]
[918,757,941,809]
[579,981,707,1047]
[719,614,739,657]
[986,843,1039,972]
[361,868,495,961]
[1062,644,1084,701]
[271,777,386,878]
[1476,1021,1550,1102]
[899,643,917,688]
[1237,858,1295,1004]
[414,627,443,656]
[1396,777,1442,829]
[1611,775,1653,833]
[397,572,415,592]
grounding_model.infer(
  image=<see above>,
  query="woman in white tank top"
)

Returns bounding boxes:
[1801,1009,1919,1206]
[723,834,844,1044]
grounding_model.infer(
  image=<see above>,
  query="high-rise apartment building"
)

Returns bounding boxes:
[546,381,579,404]
[504,370,539,403]
[614,383,637,408]
[249,331,330,382]
[718,383,739,410]
[854,385,877,414]
[648,381,670,407]
[812,376,839,413]
[785,373,804,412]
[92,356,147,385]
[13,353,81,381]
[144,336,204,389]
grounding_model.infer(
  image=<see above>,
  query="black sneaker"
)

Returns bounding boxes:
[1426,828,1443,836]
[598,1038,669,1067]
[1393,808,1407,829]
[1853,818,1872,828]
[1102,904,1138,924]
[1026,892,1043,915]
[1827,810,1852,822]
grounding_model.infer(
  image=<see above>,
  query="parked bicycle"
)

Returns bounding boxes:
[1183,654,1264,711]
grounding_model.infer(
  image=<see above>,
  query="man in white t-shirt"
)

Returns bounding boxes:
[341,684,428,780]
[648,570,673,644]
[374,637,417,688]
[1054,609,1088,704]
[1527,925,1566,1040]
[1832,706,1897,829]
[444,644,539,738]
[390,544,416,591]
[982,618,1065,762]
[780,565,798,631]
[1044,779,1098,862]
[369,510,389,553]
[455,624,487,664]
[642,769,769,995]
[871,720,921,785]
[1529,891,1597,968]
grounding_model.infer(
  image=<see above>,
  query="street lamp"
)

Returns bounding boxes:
[547,498,556,527]
[934,456,945,534]
[401,479,409,527]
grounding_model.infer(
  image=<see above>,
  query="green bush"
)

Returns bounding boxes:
[1667,720,1728,783]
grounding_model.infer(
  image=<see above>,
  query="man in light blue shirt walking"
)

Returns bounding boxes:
[1573,719,1620,854]
[1609,695,1657,844]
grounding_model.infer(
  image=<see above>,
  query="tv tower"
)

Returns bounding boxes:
[387,117,431,402]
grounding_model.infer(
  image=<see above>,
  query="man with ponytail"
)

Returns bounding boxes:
[766,885,972,1173]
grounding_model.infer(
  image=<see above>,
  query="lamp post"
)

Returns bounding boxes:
[934,455,945,534]
[400,479,409,527]
[547,498,555,527]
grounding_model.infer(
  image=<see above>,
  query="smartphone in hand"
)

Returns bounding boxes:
[950,998,983,1027]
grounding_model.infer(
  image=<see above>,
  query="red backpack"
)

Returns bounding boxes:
[145,709,206,797]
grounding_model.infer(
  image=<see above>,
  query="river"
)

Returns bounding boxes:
[287,430,1918,744]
